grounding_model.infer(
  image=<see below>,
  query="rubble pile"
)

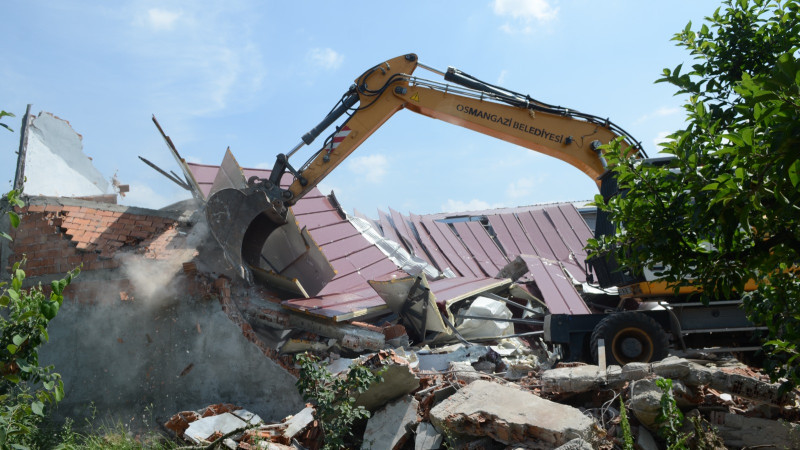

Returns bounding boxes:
[163,347,800,449]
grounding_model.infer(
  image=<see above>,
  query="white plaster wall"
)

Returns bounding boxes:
[23,113,109,197]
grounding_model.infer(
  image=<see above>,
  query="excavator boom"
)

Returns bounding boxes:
[205,53,641,294]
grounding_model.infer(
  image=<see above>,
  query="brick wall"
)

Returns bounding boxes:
[6,202,185,278]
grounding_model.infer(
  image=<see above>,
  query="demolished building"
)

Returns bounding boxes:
[2,109,798,449]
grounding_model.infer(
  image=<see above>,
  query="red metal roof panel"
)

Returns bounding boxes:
[518,254,590,315]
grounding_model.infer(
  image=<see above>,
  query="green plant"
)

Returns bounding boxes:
[0,190,79,448]
[587,0,800,388]
[295,353,383,450]
[618,396,634,450]
[655,379,688,450]
[0,111,14,133]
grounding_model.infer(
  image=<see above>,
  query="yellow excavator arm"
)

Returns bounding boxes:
[270,53,640,206]
[205,53,643,294]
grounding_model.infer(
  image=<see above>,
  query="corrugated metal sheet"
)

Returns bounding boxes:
[188,159,595,320]
[409,213,452,275]
[517,255,591,314]
[367,203,595,314]
[390,207,434,267]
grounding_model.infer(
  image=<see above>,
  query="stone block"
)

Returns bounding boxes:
[429,380,595,446]
[628,379,663,431]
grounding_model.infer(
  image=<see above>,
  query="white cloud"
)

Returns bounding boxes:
[441,198,505,213]
[307,48,344,70]
[147,8,181,31]
[128,3,265,117]
[635,106,680,124]
[316,182,339,197]
[347,154,388,184]
[493,0,558,33]
[497,69,509,85]
[506,176,544,199]
[653,131,673,150]
[183,155,204,164]
[120,182,190,209]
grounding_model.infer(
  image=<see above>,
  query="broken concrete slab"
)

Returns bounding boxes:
[415,422,443,450]
[541,364,621,394]
[282,406,315,440]
[417,344,490,372]
[448,361,485,385]
[543,357,792,407]
[429,380,595,446]
[355,361,420,412]
[184,412,249,444]
[709,410,800,448]
[361,396,419,450]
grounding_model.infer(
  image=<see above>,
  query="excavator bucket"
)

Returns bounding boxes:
[204,151,335,298]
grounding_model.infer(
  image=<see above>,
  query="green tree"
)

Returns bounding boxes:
[589,0,800,387]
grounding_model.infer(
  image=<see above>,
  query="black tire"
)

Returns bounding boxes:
[590,312,669,365]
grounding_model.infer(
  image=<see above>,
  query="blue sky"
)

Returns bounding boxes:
[1,1,715,216]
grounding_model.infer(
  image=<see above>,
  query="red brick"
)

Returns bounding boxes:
[27,205,46,213]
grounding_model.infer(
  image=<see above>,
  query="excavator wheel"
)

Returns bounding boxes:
[590,312,669,365]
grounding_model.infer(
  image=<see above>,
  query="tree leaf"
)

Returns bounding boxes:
[8,211,20,228]
[31,401,44,417]
[789,160,800,187]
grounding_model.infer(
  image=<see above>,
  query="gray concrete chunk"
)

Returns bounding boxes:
[710,411,800,449]
[541,364,625,394]
[415,422,443,450]
[362,396,419,450]
[355,363,420,412]
[429,380,595,446]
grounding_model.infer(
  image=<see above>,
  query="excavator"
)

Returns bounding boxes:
[204,53,760,365]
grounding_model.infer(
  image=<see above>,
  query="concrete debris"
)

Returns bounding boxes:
[355,351,420,411]
[282,406,315,440]
[414,422,443,450]
[448,361,487,385]
[542,364,612,394]
[429,380,596,446]
[553,438,594,450]
[184,412,251,445]
[417,344,491,371]
[628,378,666,431]
[708,410,800,448]
[361,396,420,450]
